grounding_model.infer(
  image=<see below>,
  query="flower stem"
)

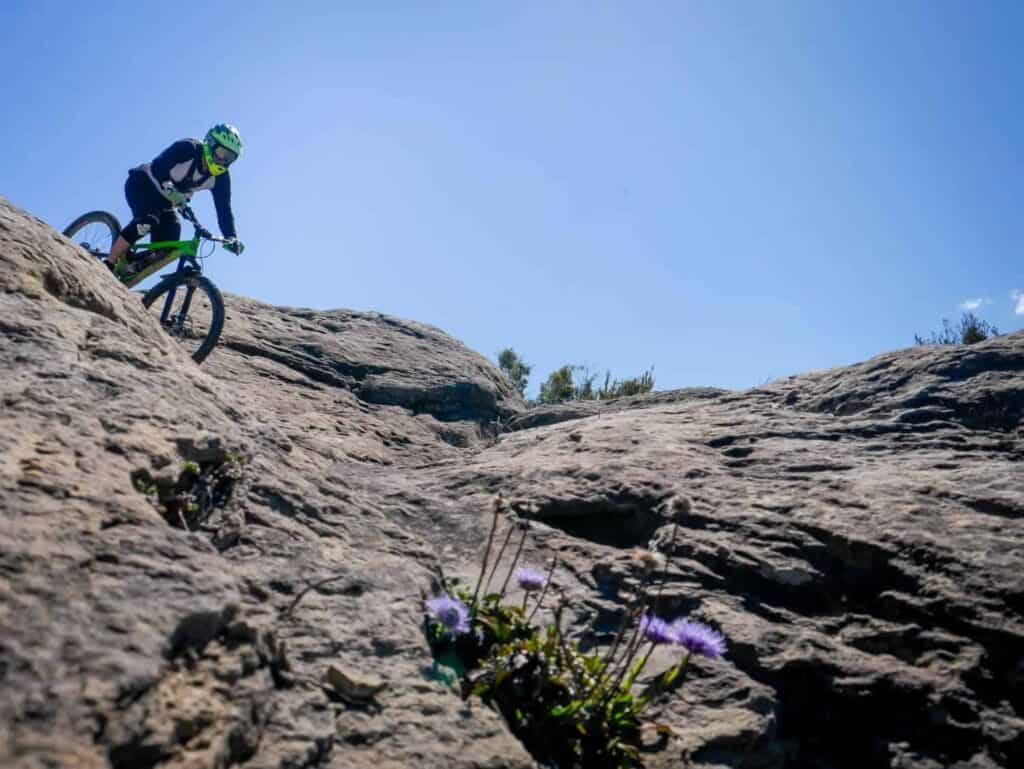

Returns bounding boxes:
[471,496,504,614]
[666,653,693,700]
[651,522,679,612]
[525,556,558,625]
[625,642,658,690]
[592,568,653,703]
[552,603,585,692]
[483,524,515,595]
[600,521,679,690]
[593,565,664,710]
[601,631,652,710]
[600,573,650,669]
[497,526,529,599]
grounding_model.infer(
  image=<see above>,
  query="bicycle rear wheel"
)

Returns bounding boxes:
[63,211,121,259]
[142,272,225,364]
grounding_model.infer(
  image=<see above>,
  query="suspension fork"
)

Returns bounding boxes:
[159,256,200,331]
[176,283,198,328]
[158,284,195,331]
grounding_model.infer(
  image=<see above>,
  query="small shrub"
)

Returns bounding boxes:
[130,449,245,530]
[422,497,725,768]
[597,368,655,400]
[915,311,999,346]
[539,365,656,404]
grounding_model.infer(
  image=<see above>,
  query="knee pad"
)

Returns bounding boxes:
[121,214,161,243]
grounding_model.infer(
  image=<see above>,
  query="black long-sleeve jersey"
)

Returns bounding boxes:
[135,139,237,238]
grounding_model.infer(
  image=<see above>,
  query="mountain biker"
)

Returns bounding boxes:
[105,123,245,273]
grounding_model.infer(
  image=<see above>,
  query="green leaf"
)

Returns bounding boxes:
[616,743,640,760]
[623,655,647,689]
[612,714,638,730]
[429,660,460,688]
[662,661,684,686]
[550,700,584,719]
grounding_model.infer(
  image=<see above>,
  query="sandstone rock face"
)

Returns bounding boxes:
[1,195,1022,769]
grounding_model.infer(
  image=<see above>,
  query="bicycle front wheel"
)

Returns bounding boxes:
[142,272,225,364]
[63,211,121,259]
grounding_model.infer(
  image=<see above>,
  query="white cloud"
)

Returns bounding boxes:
[1012,289,1024,315]
[959,297,990,311]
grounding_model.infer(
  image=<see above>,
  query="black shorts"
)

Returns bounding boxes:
[119,170,181,244]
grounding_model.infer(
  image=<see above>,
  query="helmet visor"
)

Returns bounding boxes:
[211,144,238,166]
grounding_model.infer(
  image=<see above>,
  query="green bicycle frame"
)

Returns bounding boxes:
[118,235,202,288]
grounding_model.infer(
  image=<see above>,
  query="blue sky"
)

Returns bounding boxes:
[3,1,1021,395]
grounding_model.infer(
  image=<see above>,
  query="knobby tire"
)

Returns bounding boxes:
[142,272,225,364]
[62,210,122,258]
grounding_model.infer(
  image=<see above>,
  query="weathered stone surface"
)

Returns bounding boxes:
[2,194,1022,768]
[0,197,532,769]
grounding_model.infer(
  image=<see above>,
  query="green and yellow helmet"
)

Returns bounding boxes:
[204,123,243,176]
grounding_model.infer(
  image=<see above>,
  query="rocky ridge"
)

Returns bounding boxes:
[1,195,1022,768]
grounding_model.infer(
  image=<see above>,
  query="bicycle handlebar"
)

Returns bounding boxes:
[179,205,230,243]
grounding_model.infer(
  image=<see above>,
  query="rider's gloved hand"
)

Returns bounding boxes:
[160,182,189,207]
[223,238,245,255]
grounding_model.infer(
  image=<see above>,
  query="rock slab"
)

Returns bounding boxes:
[1,195,1022,768]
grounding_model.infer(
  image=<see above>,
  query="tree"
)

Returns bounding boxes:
[914,312,999,346]
[497,348,531,396]
[539,365,575,404]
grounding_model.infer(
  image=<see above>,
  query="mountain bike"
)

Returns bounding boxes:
[63,206,228,364]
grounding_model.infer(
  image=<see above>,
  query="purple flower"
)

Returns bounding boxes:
[639,613,675,645]
[672,620,727,659]
[516,567,548,592]
[426,595,471,637]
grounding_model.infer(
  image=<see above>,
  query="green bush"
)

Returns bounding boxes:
[597,368,655,400]
[914,311,999,346]
[538,365,655,404]
[497,348,532,396]
[539,365,577,404]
